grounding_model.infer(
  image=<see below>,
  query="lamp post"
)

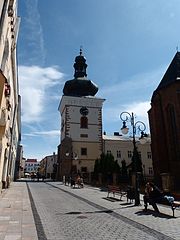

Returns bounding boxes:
[120,112,146,206]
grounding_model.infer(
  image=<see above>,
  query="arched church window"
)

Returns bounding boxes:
[80,116,88,128]
[166,104,179,161]
[166,104,177,139]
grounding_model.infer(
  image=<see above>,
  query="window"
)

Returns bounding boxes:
[138,151,142,160]
[81,148,87,155]
[117,150,121,158]
[80,134,88,138]
[128,151,132,158]
[80,116,88,128]
[147,152,152,159]
[61,119,64,131]
[81,167,87,172]
[149,167,153,175]
[107,150,111,155]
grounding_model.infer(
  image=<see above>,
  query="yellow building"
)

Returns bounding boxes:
[0,0,21,190]
[40,153,58,179]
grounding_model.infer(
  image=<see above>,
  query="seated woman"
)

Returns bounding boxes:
[143,182,163,213]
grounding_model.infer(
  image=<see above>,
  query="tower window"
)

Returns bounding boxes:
[149,167,153,175]
[80,116,88,128]
[147,152,152,159]
[81,148,87,156]
[128,151,132,158]
[81,167,87,172]
[80,134,88,138]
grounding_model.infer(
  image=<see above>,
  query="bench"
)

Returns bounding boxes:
[146,197,180,217]
[107,185,126,200]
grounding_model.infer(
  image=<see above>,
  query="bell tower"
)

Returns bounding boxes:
[58,49,105,180]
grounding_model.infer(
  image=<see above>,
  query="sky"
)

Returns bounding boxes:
[17,0,180,161]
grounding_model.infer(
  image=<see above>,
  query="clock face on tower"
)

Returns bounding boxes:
[80,107,89,116]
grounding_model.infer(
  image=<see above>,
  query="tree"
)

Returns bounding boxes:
[93,153,121,182]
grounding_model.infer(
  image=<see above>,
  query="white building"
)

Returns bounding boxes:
[59,95,104,174]
[25,159,39,175]
[103,133,153,179]
[58,49,105,179]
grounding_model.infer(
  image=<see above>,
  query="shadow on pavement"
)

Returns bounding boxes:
[102,197,123,202]
[65,209,114,215]
[135,209,174,219]
[120,202,134,206]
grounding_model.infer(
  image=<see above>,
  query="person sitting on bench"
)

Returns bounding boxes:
[143,182,163,213]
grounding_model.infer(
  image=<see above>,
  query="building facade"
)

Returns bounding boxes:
[39,153,58,179]
[57,49,105,180]
[0,0,21,190]
[24,159,39,175]
[103,133,153,180]
[148,52,180,191]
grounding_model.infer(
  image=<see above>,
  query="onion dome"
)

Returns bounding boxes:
[63,48,98,97]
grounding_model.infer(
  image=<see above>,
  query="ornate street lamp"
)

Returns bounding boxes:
[120,112,146,206]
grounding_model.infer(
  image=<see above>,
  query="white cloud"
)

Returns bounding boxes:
[19,65,64,123]
[104,101,150,122]
[123,101,151,129]
[24,0,45,64]
[24,130,60,137]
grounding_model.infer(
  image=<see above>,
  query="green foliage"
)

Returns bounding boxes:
[93,153,120,175]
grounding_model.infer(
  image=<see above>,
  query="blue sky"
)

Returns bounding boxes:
[17,0,180,160]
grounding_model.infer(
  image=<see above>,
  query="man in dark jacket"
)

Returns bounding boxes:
[143,182,163,212]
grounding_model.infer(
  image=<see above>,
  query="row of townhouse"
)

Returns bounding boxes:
[0,0,21,190]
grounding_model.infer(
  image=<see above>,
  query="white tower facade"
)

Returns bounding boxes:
[59,95,104,173]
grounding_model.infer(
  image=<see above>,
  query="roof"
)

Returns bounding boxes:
[103,134,151,143]
[26,159,37,163]
[103,134,130,141]
[63,50,98,97]
[155,51,180,92]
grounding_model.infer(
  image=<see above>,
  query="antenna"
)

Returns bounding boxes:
[80,45,83,55]
[176,46,178,52]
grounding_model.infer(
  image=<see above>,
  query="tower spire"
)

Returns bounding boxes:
[73,48,87,78]
[80,46,83,55]
[63,49,98,97]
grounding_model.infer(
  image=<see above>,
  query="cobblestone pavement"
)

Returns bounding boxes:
[27,181,180,240]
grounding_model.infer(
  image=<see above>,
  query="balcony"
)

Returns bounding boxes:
[5,83,11,97]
